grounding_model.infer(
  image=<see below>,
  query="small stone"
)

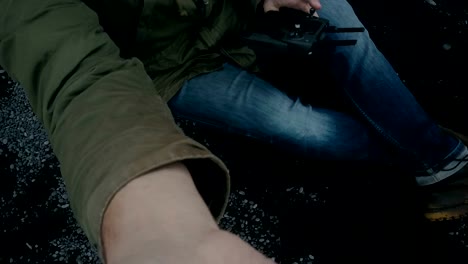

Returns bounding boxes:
[2,138,7,144]
[238,191,245,195]
[10,164,14,169]
[442,43,452,50]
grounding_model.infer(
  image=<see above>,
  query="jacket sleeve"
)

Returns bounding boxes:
[0,0,229,255]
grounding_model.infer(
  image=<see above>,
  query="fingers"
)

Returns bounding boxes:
[300,2,312,13]
[306,0,322,10]
[263,0,322,13]
[300,0,321,14]
[263,0,280,12]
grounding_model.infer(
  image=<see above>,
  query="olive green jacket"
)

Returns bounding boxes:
[91,0,260,100]
[0,0,259,256]
[137,0,260,100]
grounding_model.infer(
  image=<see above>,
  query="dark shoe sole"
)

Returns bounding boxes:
[425,204,468,221]
[424,126,468,221]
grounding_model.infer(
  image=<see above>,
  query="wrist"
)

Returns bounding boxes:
[196,230,276,264]
[108,229,276,264]
[263,0,280,12]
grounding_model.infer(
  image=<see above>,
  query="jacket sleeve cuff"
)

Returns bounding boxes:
[88,136,230,260]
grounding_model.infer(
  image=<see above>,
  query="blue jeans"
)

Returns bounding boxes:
[168,0,465,180]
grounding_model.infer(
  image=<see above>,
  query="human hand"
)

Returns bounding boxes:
[263,0,322,13]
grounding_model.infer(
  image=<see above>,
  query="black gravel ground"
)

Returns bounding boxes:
[1,0,468,263]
